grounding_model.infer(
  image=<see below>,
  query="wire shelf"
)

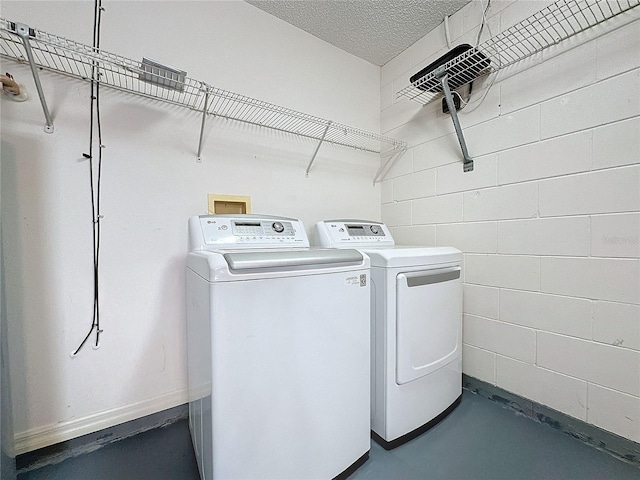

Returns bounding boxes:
[205,87,397,153]
[0,19,207,110]
[0,18,404,156]
[398,0,640,104]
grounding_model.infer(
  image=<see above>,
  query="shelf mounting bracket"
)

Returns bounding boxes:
[196,83,210,163]
[435,66,473,172]
[373,145,407,185]
[13,22,54,133]
[305,121,332,177]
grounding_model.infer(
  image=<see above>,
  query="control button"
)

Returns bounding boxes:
[370,225,379,235]
[272,222,285,233]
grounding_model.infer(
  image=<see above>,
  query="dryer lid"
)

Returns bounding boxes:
[364,246,462,268]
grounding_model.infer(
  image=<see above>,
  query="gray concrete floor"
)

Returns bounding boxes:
[18,390,640,480]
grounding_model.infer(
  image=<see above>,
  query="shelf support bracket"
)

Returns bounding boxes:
[435,67,473,172]
[13,22,54,133]
[373,145,407,185]
[305,121,332,177]
[196,84,210,163]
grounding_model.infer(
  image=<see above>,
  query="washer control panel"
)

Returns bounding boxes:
[189,215,309,250]
[314,220,395,247]
[231,220,294,237]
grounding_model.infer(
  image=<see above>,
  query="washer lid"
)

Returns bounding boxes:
[187,248,369,280]
[364,246,462,268]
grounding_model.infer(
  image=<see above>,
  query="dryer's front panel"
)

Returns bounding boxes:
[395,266,462,385]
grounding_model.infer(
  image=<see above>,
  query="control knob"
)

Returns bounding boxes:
[272,222,285,233]
[370,225,380,235]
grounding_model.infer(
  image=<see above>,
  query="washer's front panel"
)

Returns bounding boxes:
[209,270,370,479]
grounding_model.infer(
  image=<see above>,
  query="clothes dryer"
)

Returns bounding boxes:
[314,220,462,449]
[187,215,370,479]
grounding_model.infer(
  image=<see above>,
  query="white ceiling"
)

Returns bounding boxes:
[245,0,472,66]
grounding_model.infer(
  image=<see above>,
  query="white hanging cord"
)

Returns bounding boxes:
[459,0,494,112]
[461,71,498,114]
[453,90,469,108]
[444,15,452,49]
[476,0,493,46]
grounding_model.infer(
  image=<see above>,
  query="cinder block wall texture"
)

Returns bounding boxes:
[380,0,639,443]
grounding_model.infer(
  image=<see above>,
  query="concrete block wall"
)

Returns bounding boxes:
[381,0,640,443]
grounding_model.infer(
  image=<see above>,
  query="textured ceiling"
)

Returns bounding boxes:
[245,0,472,66]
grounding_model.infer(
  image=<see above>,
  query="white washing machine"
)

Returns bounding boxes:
[314,220,462,449]
[186,214,370,480]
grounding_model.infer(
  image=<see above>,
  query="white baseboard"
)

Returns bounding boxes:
[14,388,189,456]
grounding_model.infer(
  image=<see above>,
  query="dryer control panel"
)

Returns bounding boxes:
[315,220,395,247]
[189,214,309,250]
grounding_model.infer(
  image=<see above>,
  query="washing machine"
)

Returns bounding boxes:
[314,220,462,449]
[186,214,370,480]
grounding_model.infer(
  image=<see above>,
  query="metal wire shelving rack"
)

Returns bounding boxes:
[0,18,406,181]
[395,0,639,173]
[398,0,640,105]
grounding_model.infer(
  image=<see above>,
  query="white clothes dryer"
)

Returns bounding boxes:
[186,215,371,479]
[314,220,462,449]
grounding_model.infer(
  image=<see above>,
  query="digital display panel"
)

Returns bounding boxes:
[346,225,366,236]
[345,224,385,237]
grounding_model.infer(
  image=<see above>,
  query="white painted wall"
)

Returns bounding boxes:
[381,0,640,443]
[0,0,382,453]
